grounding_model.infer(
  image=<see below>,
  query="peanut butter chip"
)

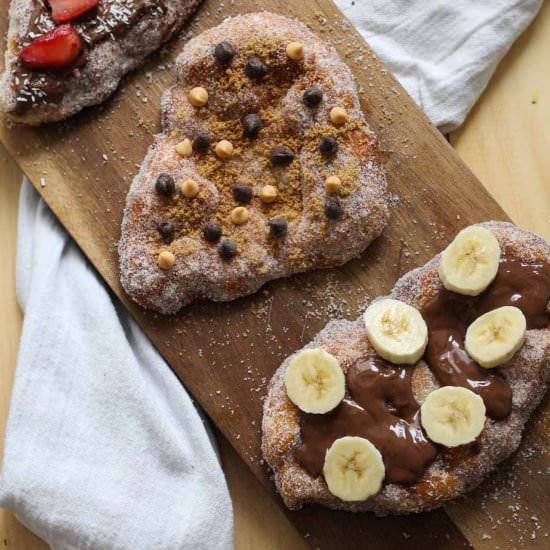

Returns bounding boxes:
[157,250,175,270]
[230,206,249,225]
[325,175,342,194]
[175,138,192,157]
[188,87,208,107]
[179,179,199,198]
[215,140,234,159]
[286,42,304,61]
[330,106,348,125]
[260,185,278,203]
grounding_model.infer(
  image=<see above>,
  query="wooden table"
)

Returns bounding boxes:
[1,4,548,548]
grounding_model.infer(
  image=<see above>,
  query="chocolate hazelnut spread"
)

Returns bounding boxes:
[295,358,437,484]
[13,0,166,111]
[295,254,550,485]
[422,257,550,419]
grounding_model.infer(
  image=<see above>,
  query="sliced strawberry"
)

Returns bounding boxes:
[48,0,99,24]
[20,25,82,71]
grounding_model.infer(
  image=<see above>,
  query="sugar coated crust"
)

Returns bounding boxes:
[262,221,550,514]
[1,0,202,125]
[119,12,389,314]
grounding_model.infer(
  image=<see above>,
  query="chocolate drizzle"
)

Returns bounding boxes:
[295,254,550,485]
[421,294,512,419]
[295,358,437,484]
[13,0,166,112]
[422,257,550,419]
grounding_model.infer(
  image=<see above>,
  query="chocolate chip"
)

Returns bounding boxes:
[158,221,175,244]
[270,146,294,166]
[245,57,269,80]
[214,40,235,65]
[193,130,211,152]
[269,217,288,238]
[324,197,343,219]
[319,136,338,156]
[203,221,222,243]
[242,114,262,138]
[303,87,323,108]
[232,184,253,204]
[218,239,237,260]
[155,173,175,196]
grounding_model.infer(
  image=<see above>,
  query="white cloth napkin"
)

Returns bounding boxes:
[0,182,233,549]
[335,0,542,132]
[0,1,542,548]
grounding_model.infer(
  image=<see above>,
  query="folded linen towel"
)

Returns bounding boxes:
[0,182,233,549]
[335,0,542,132]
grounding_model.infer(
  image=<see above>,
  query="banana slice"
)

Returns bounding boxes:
[465,306,526,368]
[284,348,345,414]
[420,386,486,447]
[363,298,428,364]
[323,436,385,501]
[439,225,501,296]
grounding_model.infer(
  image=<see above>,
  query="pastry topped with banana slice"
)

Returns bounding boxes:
[262,221,550,514]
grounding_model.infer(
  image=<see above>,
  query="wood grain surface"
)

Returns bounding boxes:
[0,1,548,548]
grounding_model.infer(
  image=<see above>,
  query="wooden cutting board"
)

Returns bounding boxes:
[3,0,546,548]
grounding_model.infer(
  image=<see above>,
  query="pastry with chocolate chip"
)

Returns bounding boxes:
[119,13,388,314]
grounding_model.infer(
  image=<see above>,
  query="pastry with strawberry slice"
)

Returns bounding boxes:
[1,0,203,124]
